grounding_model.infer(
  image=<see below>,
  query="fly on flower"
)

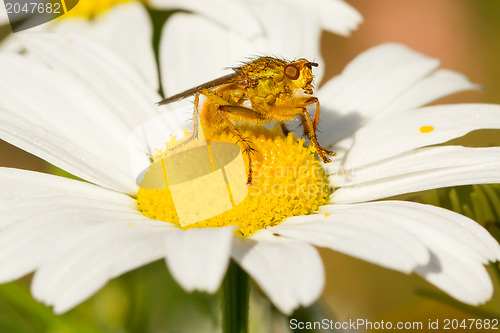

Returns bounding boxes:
[158,57,335,184]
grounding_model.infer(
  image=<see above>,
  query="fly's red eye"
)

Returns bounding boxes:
[284,64,300,80]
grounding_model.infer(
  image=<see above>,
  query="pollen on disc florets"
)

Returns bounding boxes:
[136,127,331,237]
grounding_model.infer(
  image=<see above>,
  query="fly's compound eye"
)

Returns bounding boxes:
[284,64,300,80]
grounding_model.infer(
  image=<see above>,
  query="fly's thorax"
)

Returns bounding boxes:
[245,77,283,109]
[256,77,277,96]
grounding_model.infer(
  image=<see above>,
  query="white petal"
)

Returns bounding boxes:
[292,0,362,36]
[16,34,160,124]
[163,226,236,293]
[0,169,174,314]
[416,247,493,305]
[333,160,500,204]
[0,34,170,192]
[316,45,479,146]
[319,69,478,147]
[276,201,500,305]
[0,106,137,193]
[270,207,429,273]
[0,168,140,281]
[89,2,158,90]
[317,43,440,129]
[152,0,361,38]
[55,2,158,90]
[330,145,500,196]
[248,0,324,80]
[2,3,158,89]
[0,167,134,218]
[332,201,500,305]
[31,216,170,314]
[379,69,481,117]
[334,104,500,170]
[232,230,324,315]
[0,167,130,201]
[150,0,262,38]
[330,146,500,186]
[159,13,238,96]
[329,202,500,262]
[0,168,174,313]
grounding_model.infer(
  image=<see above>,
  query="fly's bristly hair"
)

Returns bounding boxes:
[228,54,290,73]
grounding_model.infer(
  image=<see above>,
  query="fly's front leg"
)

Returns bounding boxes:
[300,97,320,133]
[272,104,335,162]
[301,110,335,163]
[310,97,320,132]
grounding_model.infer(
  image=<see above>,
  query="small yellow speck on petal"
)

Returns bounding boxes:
[419,125,434,133]
[324,213,330,218]
[136,127,331,237]
[128,223,133,227]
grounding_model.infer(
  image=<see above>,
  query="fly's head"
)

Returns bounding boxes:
[283,59,318,96]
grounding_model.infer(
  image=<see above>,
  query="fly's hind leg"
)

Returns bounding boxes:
[167,91,202,151]
[218,105,265,185]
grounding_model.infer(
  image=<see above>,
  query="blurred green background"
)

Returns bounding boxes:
[1,0,500,332]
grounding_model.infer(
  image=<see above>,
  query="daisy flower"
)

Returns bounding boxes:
[1,32,500,319]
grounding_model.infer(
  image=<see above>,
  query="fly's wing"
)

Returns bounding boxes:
[157,71,245,105]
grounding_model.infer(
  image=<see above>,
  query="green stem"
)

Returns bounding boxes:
[222,260,250,333]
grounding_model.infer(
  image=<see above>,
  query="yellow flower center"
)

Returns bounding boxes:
[136,128,331,237]
[61,0,144,19]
